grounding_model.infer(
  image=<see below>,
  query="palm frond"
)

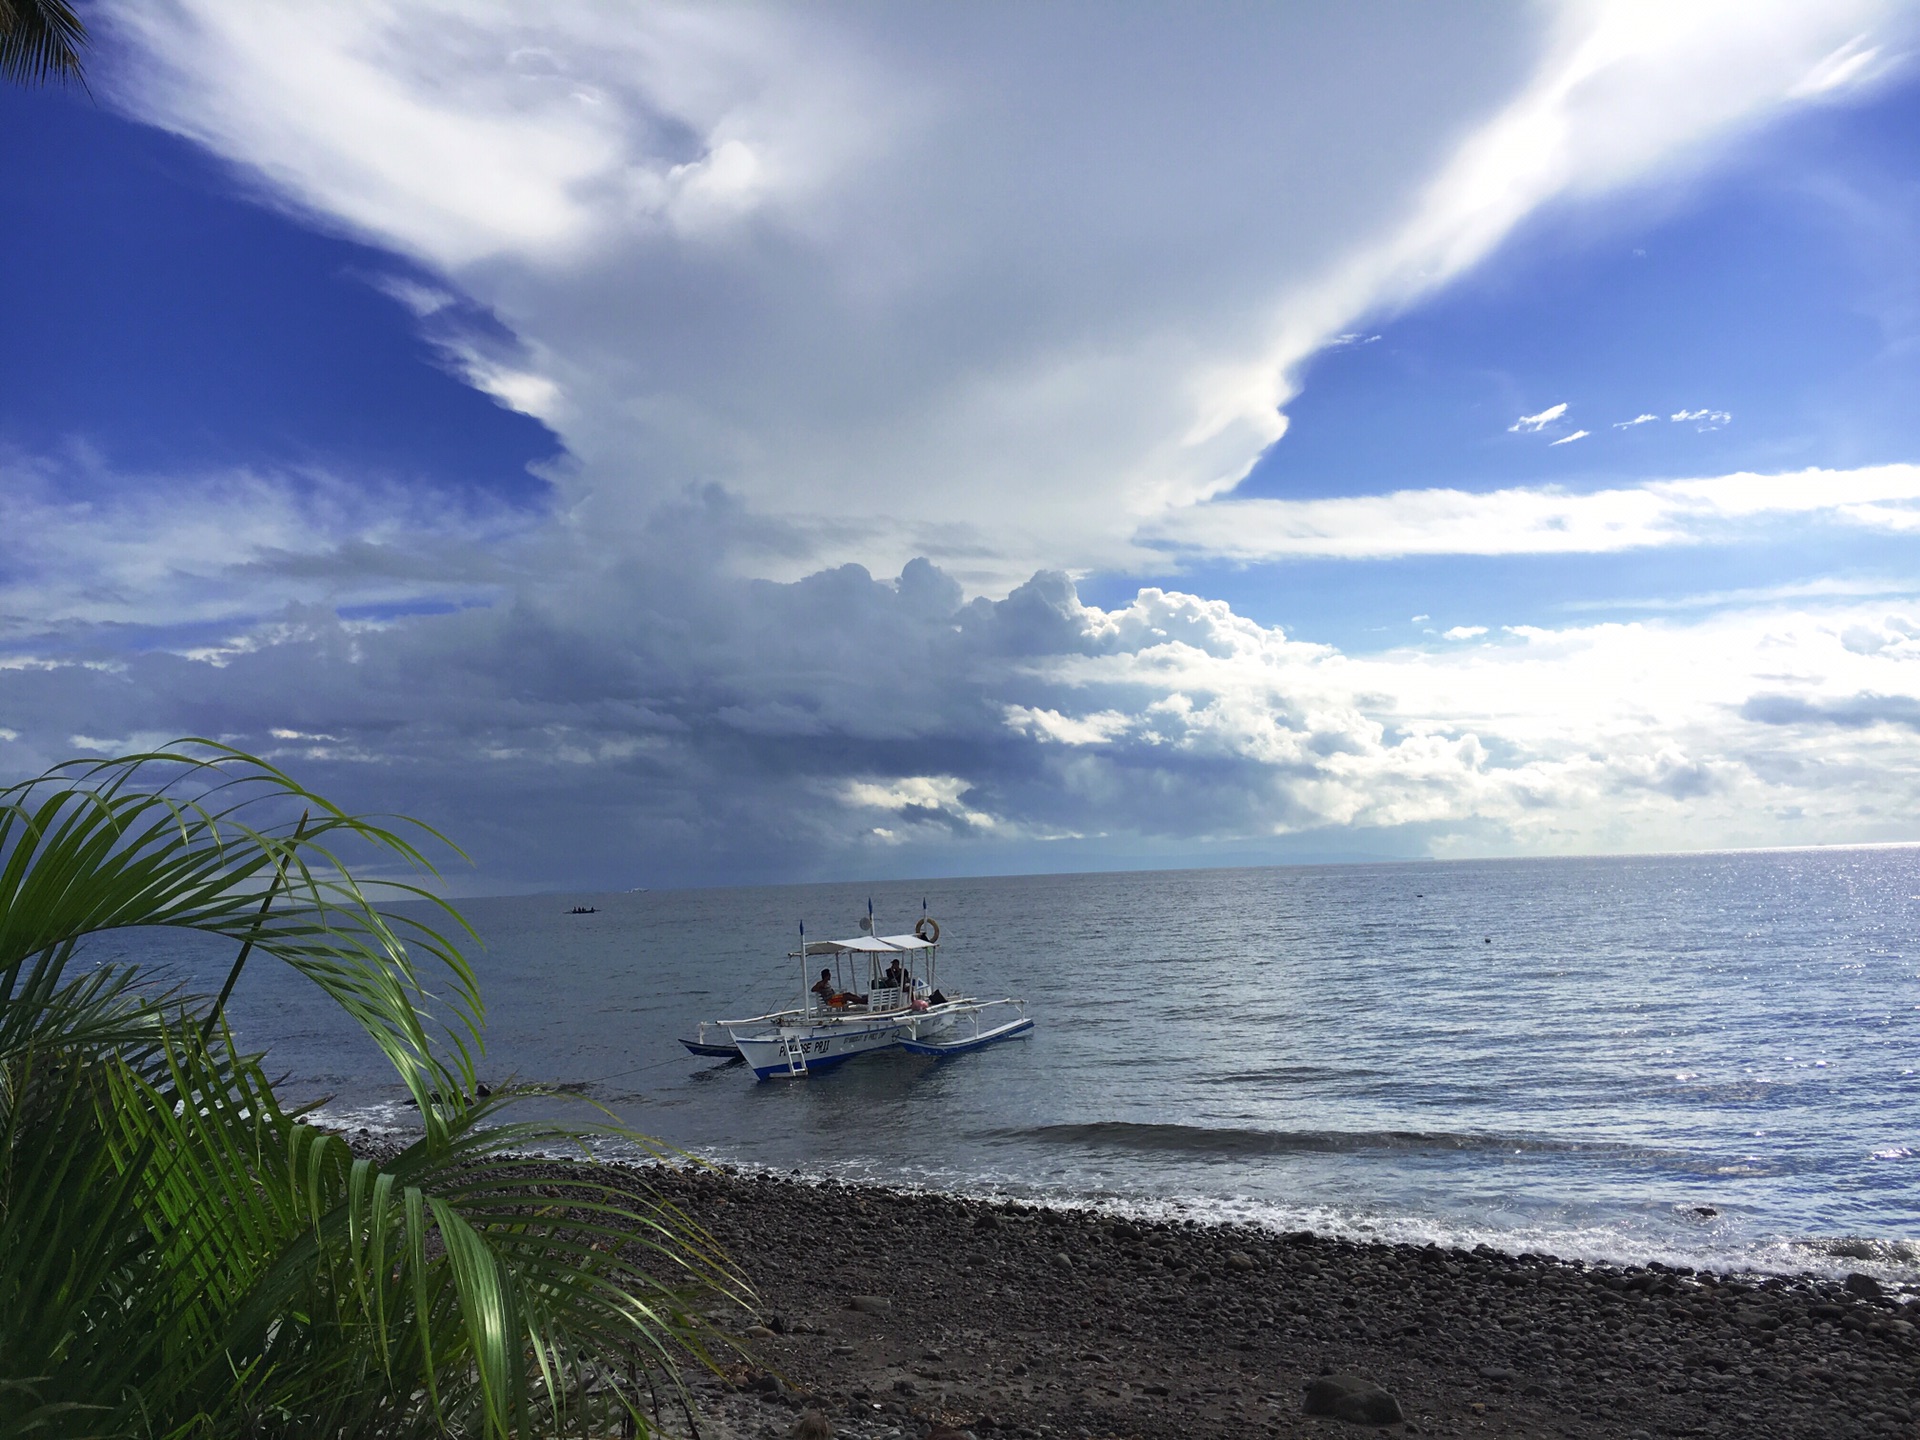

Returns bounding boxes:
[0,743,483,1133]
[0,0,87,88]
[0,744,751,1439]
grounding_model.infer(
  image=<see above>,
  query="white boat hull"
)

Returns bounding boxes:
[733,1020,909,1079]
[727,999,1024,1080]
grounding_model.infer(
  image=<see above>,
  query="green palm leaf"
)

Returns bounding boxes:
[0,744,750,1439]
[0,743,484,1134]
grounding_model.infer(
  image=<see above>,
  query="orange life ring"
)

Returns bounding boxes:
[914,916,940,944]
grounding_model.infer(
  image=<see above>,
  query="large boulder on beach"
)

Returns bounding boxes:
[1303,1372,1405,1425]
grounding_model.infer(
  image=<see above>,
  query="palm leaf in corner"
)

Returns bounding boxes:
[0,0,87,88]
[0,743,750,1438]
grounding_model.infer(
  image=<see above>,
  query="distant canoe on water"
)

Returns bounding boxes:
[567,905,598,914]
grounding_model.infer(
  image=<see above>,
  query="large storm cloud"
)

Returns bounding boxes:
[4,3,1918,887]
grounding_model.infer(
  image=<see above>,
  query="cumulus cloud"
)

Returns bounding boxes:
[97,0,1907,586]
[1004,706,1135,747]
[3,493,1918,886]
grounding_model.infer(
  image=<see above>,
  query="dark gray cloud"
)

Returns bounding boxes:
[0,489,1525,887]
[8,490,1920,883]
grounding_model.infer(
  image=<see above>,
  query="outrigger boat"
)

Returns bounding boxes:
[680,904,1033,1080]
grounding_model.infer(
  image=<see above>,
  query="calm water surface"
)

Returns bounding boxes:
[122,849,1920,1282]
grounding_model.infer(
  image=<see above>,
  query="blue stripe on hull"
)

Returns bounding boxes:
[749,1046,878,1081]
[748,1018,1033,1078]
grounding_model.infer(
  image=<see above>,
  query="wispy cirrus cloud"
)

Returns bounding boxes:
[1509,402,1569,434]
[1549,429,1591,446]
[1148,463,1920,563]
[0,450,527,641]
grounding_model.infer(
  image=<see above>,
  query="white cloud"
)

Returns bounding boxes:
[0,450,527,638]
[1510,402,1570,434]
[1004,705,1135,747]
[1614,413,1659,427]
[2,527,1918,881]
[1549,428,1591,446]
[1443,626,1489,640]
[840,775,998,831]
[9,4,1915,885]
[1789,35,1892,97]
[1148,462,1920,563]
[370,274,458,317]
[98,0,1908,587]
[1672,407,1733,429]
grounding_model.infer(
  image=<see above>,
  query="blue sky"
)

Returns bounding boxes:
[0,81,556,506]
[1103,70,1920,638]
[3,3,1919,890]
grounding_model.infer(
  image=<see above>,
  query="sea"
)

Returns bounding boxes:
[120,848,1920,1285]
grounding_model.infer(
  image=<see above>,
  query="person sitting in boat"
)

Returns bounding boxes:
[881,958,905,989]
[811,968,837,1004]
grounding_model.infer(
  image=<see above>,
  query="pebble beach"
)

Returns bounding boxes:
[631,1163,1920,1440]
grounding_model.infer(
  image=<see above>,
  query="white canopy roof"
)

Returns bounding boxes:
[802,932,935,956]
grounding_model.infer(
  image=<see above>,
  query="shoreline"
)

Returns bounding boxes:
[619,1160,1917,1439]
[329,1112,1919,1291]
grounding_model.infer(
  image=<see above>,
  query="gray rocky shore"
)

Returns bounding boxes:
[624,1164,1919,1440]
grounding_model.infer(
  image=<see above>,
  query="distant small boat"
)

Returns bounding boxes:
[567,905,598,914]
[682,906,1031,1080]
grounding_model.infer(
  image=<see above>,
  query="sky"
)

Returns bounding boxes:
[4,1,1920,891]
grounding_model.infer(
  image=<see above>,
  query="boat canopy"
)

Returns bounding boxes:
[803,933,935,956]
